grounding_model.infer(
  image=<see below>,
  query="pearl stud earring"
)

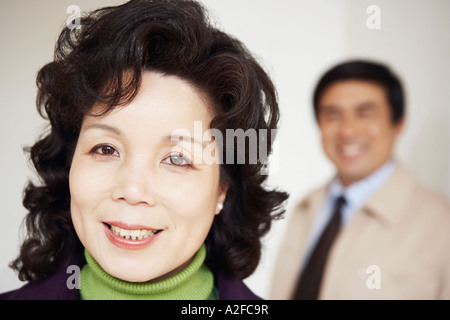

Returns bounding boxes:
[217,203,223,211]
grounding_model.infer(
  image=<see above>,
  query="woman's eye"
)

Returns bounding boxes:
[90,144,119,157]
[163,154,191,167]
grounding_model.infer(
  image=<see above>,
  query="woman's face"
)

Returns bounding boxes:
[69,71,226,282]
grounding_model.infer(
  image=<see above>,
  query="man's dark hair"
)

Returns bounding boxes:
[313,60,405,124]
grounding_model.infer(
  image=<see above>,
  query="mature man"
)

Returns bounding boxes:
[271,60,450,299]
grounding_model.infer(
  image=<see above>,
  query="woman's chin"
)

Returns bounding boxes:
[102,261,161,283]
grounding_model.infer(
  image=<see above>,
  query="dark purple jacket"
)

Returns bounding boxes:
[0,253,260,300]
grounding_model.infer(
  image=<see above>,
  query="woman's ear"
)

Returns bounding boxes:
[215,185,228,215]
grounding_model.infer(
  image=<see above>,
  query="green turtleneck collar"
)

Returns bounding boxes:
[80,244,217,300]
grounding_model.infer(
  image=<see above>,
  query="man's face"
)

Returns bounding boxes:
[317,80,403,186]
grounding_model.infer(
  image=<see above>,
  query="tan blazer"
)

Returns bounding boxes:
[270,165,450,299]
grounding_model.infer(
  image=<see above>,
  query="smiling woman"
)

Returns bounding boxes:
[70,72,225,285]
[0,0,288,300]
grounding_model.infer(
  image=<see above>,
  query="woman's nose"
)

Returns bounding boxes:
[111,158,157,207]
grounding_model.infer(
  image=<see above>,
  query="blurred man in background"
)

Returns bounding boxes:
[271,60,450,299]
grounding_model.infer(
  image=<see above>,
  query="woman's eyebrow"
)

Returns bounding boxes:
[83,123,123,136]
[82,124,208,148]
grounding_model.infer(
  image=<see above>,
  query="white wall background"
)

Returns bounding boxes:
[1,0,449,298]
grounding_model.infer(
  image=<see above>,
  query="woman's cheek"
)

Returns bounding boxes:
[163,173,218,211]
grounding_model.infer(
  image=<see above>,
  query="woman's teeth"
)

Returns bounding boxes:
[110,225,157,240]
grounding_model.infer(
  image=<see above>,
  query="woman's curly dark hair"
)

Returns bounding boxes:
[11,0,288,282]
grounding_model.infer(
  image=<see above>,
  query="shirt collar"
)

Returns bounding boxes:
[327,159,397,220]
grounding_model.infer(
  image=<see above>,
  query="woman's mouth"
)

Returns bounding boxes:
[103,222,163,250]
[109,224,160,240]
